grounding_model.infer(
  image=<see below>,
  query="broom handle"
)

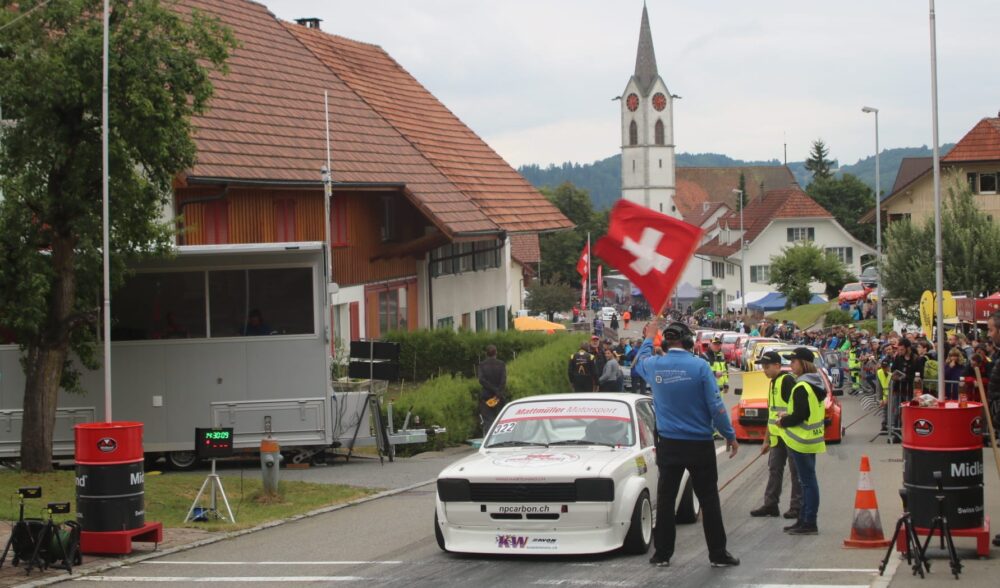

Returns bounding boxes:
[973,366,1000,484]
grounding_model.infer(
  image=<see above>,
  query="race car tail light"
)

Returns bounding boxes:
[437,478,471,502]
[574,478,615,502]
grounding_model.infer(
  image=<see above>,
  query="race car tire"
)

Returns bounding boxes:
[434,511,448,552]
[622,491,653,554]
[675,478,699,524]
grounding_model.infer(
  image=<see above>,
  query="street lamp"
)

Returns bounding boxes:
[732,189,746,317]
[861,106,883,336]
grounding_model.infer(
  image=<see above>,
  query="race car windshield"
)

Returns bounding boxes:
[486,399,634,448]
[843,284,863,292]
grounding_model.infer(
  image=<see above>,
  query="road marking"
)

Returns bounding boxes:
[767,568,878,573]
[139,561,401,565]
[77,576,366,583]
[743,585,867,588]
[533,580,637,587]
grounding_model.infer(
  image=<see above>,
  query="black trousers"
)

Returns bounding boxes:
[654,437,728,560]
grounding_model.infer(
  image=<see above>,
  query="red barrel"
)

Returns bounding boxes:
[74,422,146,532]
[901,403,984,529]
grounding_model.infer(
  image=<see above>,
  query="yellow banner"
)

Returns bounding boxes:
[941,290,956,319]
[919,290,934,339]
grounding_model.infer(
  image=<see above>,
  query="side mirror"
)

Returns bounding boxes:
[734,388,743,396]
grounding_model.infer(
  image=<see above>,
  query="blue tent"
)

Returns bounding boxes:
[748,292,827,312]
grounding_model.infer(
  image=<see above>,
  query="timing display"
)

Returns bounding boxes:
[195,427,235,459]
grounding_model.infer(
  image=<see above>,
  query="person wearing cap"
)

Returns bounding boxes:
[877,358,892,433]
[749,351,801,520]
[635,319,740,569]
[568,342,597,392]
[703,336,729,394]
[778,347,827,535]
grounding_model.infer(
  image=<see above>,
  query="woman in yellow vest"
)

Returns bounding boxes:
[778,347,827,535]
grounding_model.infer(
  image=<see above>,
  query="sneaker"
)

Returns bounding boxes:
[750,505,780,517]
[709,551,740,567]
[783,522,802,532]
[787,524,818,535]
[649,554,670,567]
[782,510,800,520]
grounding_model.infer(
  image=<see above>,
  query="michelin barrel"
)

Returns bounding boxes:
[901,403,985,529]
[74,422,146,532]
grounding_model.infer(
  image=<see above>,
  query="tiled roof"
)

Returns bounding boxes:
[890,157,933,195]
[683,201,730,228]
[510,234,541,265]
[676,166,798,212]
[174,0,549,237]
[942,117,1000,163]
[283,22,571,234]
[675,178,710,218]
[696,188,832,258]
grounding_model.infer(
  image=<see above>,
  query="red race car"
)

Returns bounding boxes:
[732,368,843,444]
[838,282,873,304]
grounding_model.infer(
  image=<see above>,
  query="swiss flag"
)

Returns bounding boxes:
[594,200,702,314]
[576,242,590,278]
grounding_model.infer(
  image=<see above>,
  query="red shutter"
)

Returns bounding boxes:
[204,200,229,244]
[349,301,360,341]
[274,199,297,242]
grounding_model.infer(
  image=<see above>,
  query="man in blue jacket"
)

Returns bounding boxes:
[635,319,740,569]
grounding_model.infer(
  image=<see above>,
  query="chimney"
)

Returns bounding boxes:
[295,17,322,30]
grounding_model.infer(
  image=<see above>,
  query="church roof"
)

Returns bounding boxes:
[632,4,659,96]
[676,166,798,211]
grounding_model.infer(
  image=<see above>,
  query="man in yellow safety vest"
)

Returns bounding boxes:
[778,347,827,535]
[703,337,729,394]
[749,351,801,519]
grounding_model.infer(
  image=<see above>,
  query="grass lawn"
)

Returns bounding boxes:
[0,469,375,532]
[769,302,834,328]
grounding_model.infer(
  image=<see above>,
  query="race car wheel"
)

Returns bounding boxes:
[622,491,652,554]
[675,478,700,524]
[434,511,448,552]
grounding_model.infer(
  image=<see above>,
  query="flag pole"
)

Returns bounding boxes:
[101,0,112,422]
[587,232,592,310]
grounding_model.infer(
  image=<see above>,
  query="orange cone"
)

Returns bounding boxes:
[843,455,891,548]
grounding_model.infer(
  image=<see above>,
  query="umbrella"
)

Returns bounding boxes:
[513,316,567,332]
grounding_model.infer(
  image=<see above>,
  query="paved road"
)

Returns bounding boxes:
[72,370,998,588]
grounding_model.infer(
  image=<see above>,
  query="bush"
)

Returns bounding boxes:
[855,319,878,335]
[384,329,552,382]
[398,333,586,448]
[824,309,853,327]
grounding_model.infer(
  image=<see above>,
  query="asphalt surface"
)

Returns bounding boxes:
[68,368,999,588]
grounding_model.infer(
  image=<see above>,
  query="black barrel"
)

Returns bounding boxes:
[901,403,985,529]
[74,422,146,532]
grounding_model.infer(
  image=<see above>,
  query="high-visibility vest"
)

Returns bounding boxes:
[706,351,728,388]
[877,369,891,401]
[767,373,791,445]
[783,380,827,454]
[848,349,859,369]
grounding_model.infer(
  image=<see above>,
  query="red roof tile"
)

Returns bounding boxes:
[176,0,500,237]
[510,234,541,265]
[942,118,1000,163]
[283,22,572,234]
[677,166,798,211]
[696,188,832,257]
[683,201,730,228]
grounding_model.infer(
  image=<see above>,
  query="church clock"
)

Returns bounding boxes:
[626,93,639,112]
[652,92,667,111]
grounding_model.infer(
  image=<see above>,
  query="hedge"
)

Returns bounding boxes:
[383,328,553,382]
[396,333,586,448]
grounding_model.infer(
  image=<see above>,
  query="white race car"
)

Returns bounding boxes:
[434,393,699,555]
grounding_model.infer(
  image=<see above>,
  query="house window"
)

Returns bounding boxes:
[473,240,500,270]
[377,286,408,334]
[436,316,454,330]
[750,265,771,284]
[495,305,507,331]
[711,261,725,279]
[380,196,397,242]
[825,246,854,264]
[209,267,314,337]
[888,213,911,223]
[629,120,638,146]
[786,227,815,242]
[458,242,473,273]
[979,172,998,194]
[330,197,348,247]
[654,119,664,145]
[274,199,296,242]
[968,172,978,193]
[726,263,734,276]
[659,159,662,168]
[111,272,207,340]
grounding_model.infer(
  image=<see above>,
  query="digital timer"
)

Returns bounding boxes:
[194,427,235,459]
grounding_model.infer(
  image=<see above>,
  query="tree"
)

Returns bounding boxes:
[804,139,834,182]
[769,242,854,307]
[525,282,578,321]
[0,1,236,472]
[736,172,748,210]
[538,182,608,286]
[882,176,1000,308]
[807,174,876,246]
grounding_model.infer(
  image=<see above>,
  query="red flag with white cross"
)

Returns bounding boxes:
[576,241,590,278]
[594,200,703,314]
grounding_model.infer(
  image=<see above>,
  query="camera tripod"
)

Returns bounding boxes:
[880,488,930,578]
[918,475,962,579]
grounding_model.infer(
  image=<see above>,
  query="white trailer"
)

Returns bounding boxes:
[0,242,425,468]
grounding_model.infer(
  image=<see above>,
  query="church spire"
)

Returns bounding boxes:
[633,3,658,96]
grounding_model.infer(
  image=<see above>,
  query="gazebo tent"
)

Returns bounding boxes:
[748,292,827,312]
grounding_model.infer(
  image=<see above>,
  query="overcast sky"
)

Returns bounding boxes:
[266,0,1000,169]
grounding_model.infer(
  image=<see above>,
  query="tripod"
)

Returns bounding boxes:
[23,503,77,575]
[880,488,930,578]
[184,459,235,523]
[0,487,40,569]
[919,473,962,579]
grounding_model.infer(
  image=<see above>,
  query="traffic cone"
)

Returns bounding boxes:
[843,455,891,548]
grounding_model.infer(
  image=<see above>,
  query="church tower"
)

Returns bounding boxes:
[620,4,677,217]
